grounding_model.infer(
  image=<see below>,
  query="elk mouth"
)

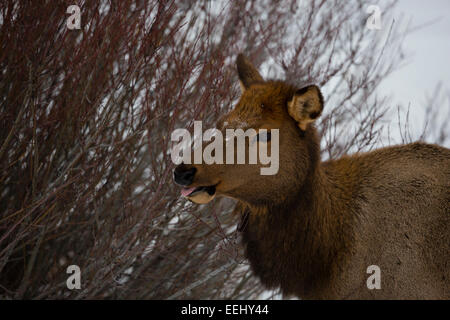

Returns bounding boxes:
[180,184,218,204]
[181,185,216,197]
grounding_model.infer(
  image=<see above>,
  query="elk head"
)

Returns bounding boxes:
[173,54,324,206]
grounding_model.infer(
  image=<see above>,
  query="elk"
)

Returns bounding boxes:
[173,54,450,299]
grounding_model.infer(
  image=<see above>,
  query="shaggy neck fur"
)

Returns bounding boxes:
[239,128,357,298]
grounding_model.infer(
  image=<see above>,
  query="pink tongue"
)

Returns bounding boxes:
[181,187,197,197]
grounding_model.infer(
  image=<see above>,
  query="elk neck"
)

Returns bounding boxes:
[240,130,357,297]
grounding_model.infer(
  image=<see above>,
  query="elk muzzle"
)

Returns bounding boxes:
[173,164,217,204]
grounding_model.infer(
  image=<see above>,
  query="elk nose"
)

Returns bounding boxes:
[173,165,197,186]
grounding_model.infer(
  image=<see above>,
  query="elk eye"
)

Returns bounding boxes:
[256,131,271,142]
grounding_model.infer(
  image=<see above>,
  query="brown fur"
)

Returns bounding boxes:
[176,54,450,299]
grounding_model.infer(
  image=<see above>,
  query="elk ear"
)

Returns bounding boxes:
[236,53,263,93]
[287,85,324,131]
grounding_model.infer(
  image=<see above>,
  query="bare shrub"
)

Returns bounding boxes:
[0,0,446,299]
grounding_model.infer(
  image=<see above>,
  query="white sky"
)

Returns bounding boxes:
[377,0,450,145]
